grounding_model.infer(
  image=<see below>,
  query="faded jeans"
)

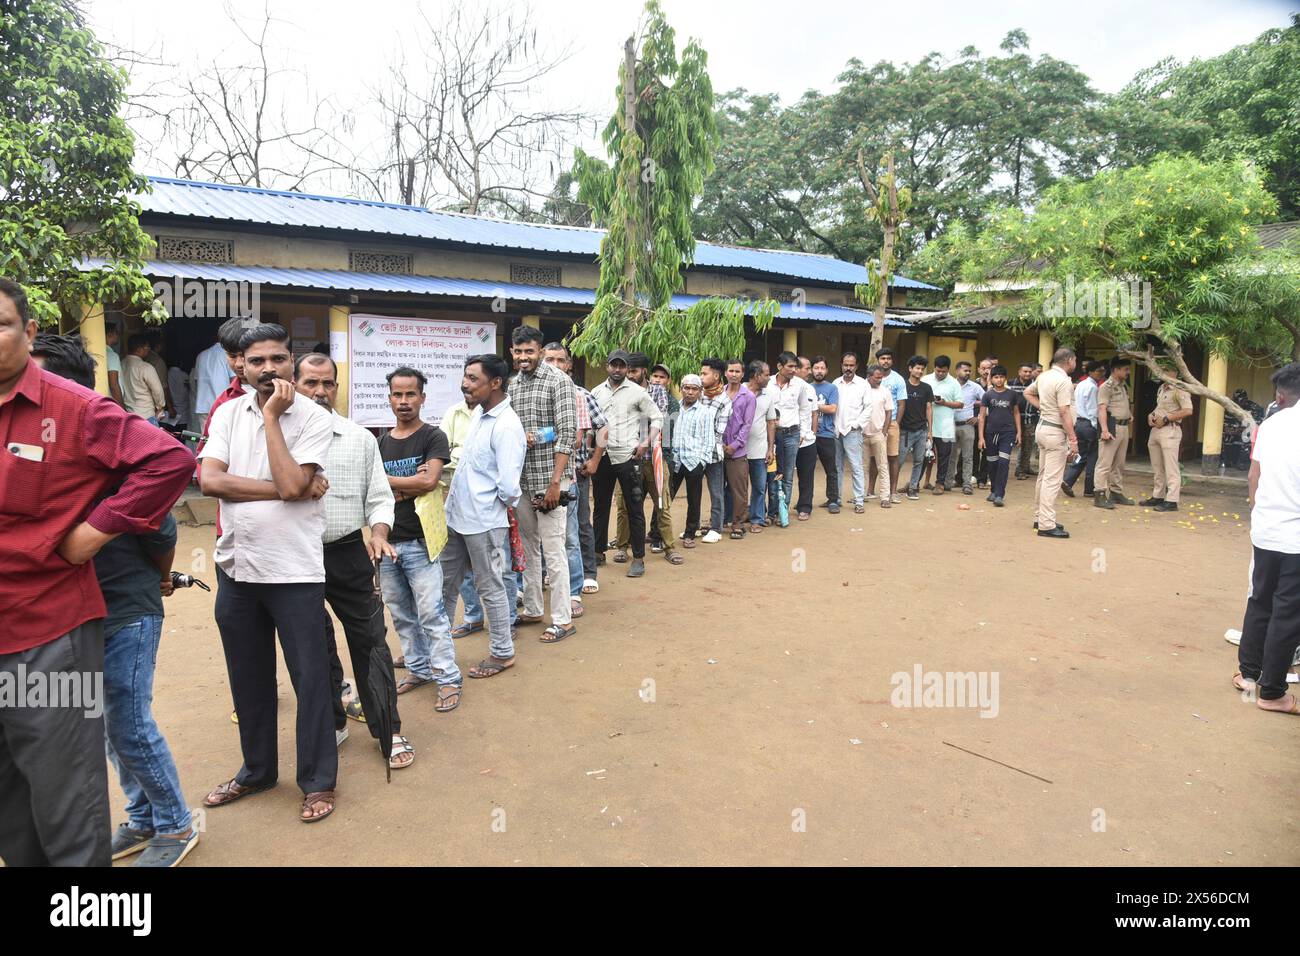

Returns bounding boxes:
[705,460,726,531]
[747,457,768,524]
[836,429,865,505]
[459,536,518,628]
[440,528,515,662]
[768,425,799,520]
[566,481,584,598]
[104,614,191,836]
[380,538,461,686]
[949,421,977,488]
[900,427,929,491]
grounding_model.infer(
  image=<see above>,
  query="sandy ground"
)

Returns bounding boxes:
[120,472,1300,867]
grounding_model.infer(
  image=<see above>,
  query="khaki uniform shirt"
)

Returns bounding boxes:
[1025,366,1074,427]
[1152,383,1192,427]
[1097,378,1131,422]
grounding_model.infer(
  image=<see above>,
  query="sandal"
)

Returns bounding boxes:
[749,523,763,534]
[468,656,515,678]
[612,549,629,564]
[300,790,335,823]
[682,537,696,549]
[203,777,270,808]
[396,674,434,695]
[540,623,576,643]
[729,527,745,540]
[389,735,415,770]
[393,656,406,669]
[1258,693,1300,714]
[582,578,599,594]
[451,621,484,639]
[516,613,545,625]
[571,600,585,618]
[797,512,810,521]
[665,551,684,565]
[1232,672,1257,692]
[434,684,462,713]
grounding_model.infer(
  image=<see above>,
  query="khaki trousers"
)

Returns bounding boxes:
[863,431,890,499]
[1094,423,1129,494]
[1148,424,1183,502]
[1033,425,1068,530]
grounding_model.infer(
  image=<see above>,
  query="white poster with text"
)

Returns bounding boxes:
[347,314,497,426]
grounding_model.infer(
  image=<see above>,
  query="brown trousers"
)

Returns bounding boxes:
[724,458,750,527]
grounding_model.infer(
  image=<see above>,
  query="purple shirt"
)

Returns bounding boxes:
[723,386,757,459]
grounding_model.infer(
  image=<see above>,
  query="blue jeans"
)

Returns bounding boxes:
[705,460,726,530]
[747,458,768,524]
[103,614,191,836]
[379,539,461,685]
[900,427,929,491]
[837,429,865,505]
[460,535,518,627]
[566,485,584,597]
[768,426,799,519]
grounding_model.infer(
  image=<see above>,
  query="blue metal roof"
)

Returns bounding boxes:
[138,177,938,291]
[81,258,909,326]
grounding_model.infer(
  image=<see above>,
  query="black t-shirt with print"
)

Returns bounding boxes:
[378,424,451,543]
[899,379,934,431]
[982,388,1024,436]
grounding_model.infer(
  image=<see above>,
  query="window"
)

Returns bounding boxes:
[157,236,234,263]
[510,263,562,287]
[349,250,413,274]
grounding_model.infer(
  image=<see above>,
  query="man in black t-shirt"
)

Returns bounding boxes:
[978,364,1024,507]
[376,367,462,712]
[898,355,934,500]
[1008,363,1039,479]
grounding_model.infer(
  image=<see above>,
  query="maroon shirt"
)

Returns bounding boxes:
[0,360,196,653]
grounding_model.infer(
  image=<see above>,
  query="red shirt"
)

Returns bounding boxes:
[0,360,196,653]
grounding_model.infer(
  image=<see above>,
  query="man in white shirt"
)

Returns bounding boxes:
[197,323,339,823]
[193,331,235,432]
[1235,363,1300,713]
[765,351,816,523]
[104,323,125,406]
[1062,360,1106,498]
[833,352,869,513]
[861,364,896,509]
[441,354,528,679]
[744,360,778,529]
[121,333,166,423]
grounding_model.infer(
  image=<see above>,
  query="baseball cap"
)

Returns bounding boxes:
[607,349,631,365]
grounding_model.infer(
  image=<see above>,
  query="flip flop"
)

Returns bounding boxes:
[396,674,434,695]
[468,657,515,678]
[582,578,600,594]
[571,600,585,618]
[541,623,576,643]
[451,621,484,639]
[1232,672,1257,692]
[434,684,462,713]
[1258,693,1300,714]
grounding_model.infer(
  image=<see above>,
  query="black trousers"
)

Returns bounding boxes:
[815,435,841,504]
[795,442,817,514]
[670,462,705,537]
[325,532,400,738]
[594,456,646,558]
[1238,546,1300,700]
[934,438,953,485]
[0,621,110,866]
[215,567,337,794]
[1063,419,1099,494]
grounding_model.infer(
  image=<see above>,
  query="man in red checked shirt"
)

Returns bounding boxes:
[0,279,195,866]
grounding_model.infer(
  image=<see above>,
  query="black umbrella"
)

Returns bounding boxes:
[364,557,399,783]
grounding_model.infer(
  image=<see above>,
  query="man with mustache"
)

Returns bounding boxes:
[198,324,340,823]
[294,353,414,771]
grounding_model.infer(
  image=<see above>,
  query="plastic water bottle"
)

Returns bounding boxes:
[534,426,556,443]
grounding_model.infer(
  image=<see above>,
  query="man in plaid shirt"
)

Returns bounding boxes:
[544,342,608,606]
[507,326,578,643]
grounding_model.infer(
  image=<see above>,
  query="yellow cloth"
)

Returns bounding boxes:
[414,484,448,561]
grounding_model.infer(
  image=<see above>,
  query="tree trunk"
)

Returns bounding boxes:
[621,36,638,307]
[870,152,899,359]
[1120,345,1256,430]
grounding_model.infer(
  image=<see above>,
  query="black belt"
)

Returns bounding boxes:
[325,529,364,547]
[778,424,799,433]
[1113,418,1131,426]
[956,419,976,426]
[1040,421,1064,430]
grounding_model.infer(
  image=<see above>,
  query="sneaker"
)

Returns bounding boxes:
[702,529,722,544]
[933,485,945,496]
[880,499,891,509]
[1061,483,1075,498]
[906,488,919,501]
[993,497,1005,507]
[890,494,902,504]
[111,823,155,861]
[336,726,349,748]
[695,528,706,537]
[344,696,367,722]
[962,484,973,496]
[627,559,646,578]
[986,493,996,502]
[1111,493,1136,506]
[650,540,665,554]
[828,503,841,514]
[135,831,200,868]
[1138,497,1165,507]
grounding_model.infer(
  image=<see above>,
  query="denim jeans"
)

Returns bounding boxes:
[836,429,865,505]
[768,426,799,520]
[576,475,596,578]
[441,528,515,662]
[900,427,928,491]
[705,460,726,530]
[747,457,768,524]
[459,536,518,627]
[379,538,461,685]
[103,614,191,836]
[566,483,584,598]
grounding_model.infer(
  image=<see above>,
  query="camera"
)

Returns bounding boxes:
[531,488,579,512]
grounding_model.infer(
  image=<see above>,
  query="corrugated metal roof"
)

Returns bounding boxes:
[81,258,909,326]
[1257,220,1299,250]
[138,177,938,290]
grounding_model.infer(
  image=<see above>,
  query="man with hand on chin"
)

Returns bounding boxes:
[198,324,340,824]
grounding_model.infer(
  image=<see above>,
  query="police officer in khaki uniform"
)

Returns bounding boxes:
[1024,347,1079,538]
[1093,358,1136,509]
[1141,376,1194,512]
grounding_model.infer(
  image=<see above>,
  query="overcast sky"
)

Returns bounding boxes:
[86,0,1295,189]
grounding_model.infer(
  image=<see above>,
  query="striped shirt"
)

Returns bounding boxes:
[322,412,396,543]
[506,362,577,496]
[574,385,607,468]
[673,399,720,472]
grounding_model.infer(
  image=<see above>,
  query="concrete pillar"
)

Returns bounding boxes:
[782,328,798,355]
[913,331,929,361]
[80,303,109,396]
[1201,352,1229,475]
[1037,330,1054,369]
[328,305,350,415]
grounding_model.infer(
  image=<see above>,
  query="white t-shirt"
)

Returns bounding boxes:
[746,390,777,460]
[1250,405,1300,554]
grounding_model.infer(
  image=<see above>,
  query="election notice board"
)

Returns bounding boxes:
[341,314,497,427]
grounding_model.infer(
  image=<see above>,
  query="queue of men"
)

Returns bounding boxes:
[7,261,1299,867]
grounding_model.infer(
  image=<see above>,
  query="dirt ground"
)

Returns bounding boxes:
[123,472,1300,867]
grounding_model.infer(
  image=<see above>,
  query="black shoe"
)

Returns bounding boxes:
[1111,493,1136,506]
[1138,497,1165,507]
[1032,521,1066,531]
[1037,525,1070,538]
[1093,493,1115,510]
[1154,501,1179,512]
[993,497,1005,507]
[1060,483,1075,498]
[986,493,996,502]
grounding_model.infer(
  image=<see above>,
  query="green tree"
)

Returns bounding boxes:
[927,154,1282,426]
[1,0,157,326]
[567,0,775,379]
